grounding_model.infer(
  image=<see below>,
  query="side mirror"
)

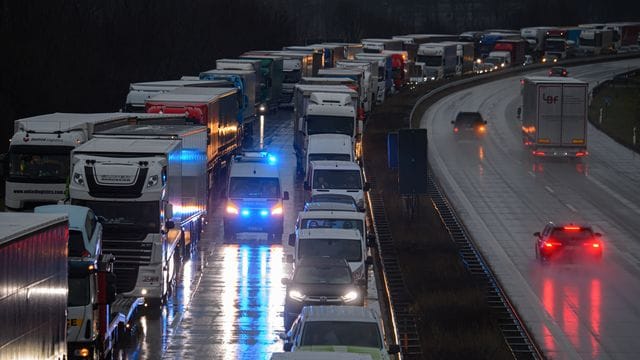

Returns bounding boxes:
[533,232,541,237]
[283,342,293,352]
[365,255,373,266]
[283,191,290,201]
[281,278,291,286]
[388,344,401,354]
[303,182,311,191]
[288,233,296,247]
[285,254,294,264]
[165,221,175,230]
[595,232,602,237]
[363,182,371,192]
[366,234,376,247]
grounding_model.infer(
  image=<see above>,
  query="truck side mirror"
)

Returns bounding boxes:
[165,221,175,230]
[388,344,401,354]
[283,191,290,201]
[303,182,311,191]
[533,232,541,237]
[288,233,296,247]
[363,182,371,192]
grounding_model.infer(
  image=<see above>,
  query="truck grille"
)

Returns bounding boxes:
[85,167,148,198]
[102,239,152,293]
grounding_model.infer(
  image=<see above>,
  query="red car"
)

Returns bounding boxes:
[534,223,602,262]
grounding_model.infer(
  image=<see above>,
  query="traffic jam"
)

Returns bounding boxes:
[2,20,640,360]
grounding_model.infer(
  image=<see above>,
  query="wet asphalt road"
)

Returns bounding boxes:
[116,108,381,359]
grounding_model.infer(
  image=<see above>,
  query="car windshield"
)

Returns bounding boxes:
[551,228,594,243]
[68,276,90,307]
[313,169,362,190]
[293,265,352,284]
[74,200,159,240]
[306,115,354,137]
[69,230,86,257]
[308,153,351,162]
[299,238,362,262]
[8,145,73,183]
[301,321,382,348]
[229,177,280,198]
[301,218,364,235]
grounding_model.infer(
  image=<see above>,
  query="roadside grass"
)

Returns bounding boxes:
[589,74,640,151]
[364,84,513,359]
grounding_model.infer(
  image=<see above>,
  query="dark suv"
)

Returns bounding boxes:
[452,111,487,137]
[282,257,365,330]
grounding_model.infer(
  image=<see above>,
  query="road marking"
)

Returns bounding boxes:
[545,186,554,194]
[565,203,578,212]
[527,171,535,177]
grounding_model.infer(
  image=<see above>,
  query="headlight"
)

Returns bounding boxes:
[288,289,306,302]
[542,58,547,63]
[226,204,239,215]
[341,290,359,303]
[271,205,283,216]
[147,175,159,188]
[73,172,85,185]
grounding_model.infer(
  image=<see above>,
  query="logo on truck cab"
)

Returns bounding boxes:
[542,93,559,104]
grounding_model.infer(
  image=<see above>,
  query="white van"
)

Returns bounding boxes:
[303,134,354,176]
[288,228,370,283]
[34,204,102,258]
[304,160,369,211]
[224,151,289,240]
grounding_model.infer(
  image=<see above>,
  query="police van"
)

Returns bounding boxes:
[224,151,289,240]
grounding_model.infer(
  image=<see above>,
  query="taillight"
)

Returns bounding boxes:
[563,226,581,231]
[543,241,554,248]
[533,151,545,156]
[477,125,486,133]
[592,243,600,248]
[575,151,587,157]
[454,127,459,133]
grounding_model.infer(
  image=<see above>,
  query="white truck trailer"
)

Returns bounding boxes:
[335,59,378,112]
[417,43,458,80]
[124,79,233,112]
[70,135,206,304]
[521,76,589,157]
[0,212,68,359]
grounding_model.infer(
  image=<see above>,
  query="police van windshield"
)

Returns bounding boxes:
[313,170,361,190]
[229,177,280,198]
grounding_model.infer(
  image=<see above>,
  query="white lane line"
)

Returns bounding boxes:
[565,203,578,212]
[587,175,640,216]
[527,171,535,177]
[544,186,554,194]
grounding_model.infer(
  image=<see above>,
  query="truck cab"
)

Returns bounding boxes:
[224,151,289,241]
[304,160,369,212]
[304,134,355,176]
[485,51,511,69]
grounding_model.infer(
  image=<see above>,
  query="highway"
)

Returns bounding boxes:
[117,109,381,359]
[421,58,640,359]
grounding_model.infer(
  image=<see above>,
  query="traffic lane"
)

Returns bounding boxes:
[421,60,640,359]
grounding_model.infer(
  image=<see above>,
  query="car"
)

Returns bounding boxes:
[534,223,603,263]
[548,66,568,77]
[283,305,400,359]
[282,257,365,330]
[452,111,487,136]
[541,54,559,63]
[304,194,359,212]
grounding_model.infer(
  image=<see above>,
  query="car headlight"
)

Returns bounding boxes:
[288,289,306,302]
[73,172,85,186]
[341,290,359,303]
[147,175,159,188]
[226,203,239,215]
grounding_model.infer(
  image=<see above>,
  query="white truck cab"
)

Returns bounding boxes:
[304,134,354,176]
[224,151,289,240]
[305,160,368,211]
[283,305,400,358]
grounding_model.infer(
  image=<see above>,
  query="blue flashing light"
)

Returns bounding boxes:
[267,155,277,165]
[259,210,269,217]
[169,149,205,163]
[241,209,251,217]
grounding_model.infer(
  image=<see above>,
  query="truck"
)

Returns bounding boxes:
[543,29,575,59]
[124,79,233,112]
[605,22,640,51]
[381,50,409,89]
[361,38,404,53]
[578,28,615,55]
[335,59,378,110]
[240,53,284,111]
[493,39,526,66]
[4,112,167,211]
[484,51,511,69]
[198,68,257,122]
[521,76,588,157]
[307,44,344,68]
[317,68,368,116]
[478,32,521,59]
[321,43,364,60]
[145,86,241,190]
[215,58,267,114]
[293,85,359,172]
[355,53,393,101]
[417,42,457,80]
[70,135,206,303]
[0,212,68,360]
[521,27,555,58]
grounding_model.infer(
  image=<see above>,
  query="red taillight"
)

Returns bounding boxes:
[544,241,554,248]
[575,151,587,157]
[454,127,459,133]
[563,226,581,231]
[533,151,545,156]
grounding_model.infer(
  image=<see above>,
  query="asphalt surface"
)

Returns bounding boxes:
[117,109,381,359]
[421,58,640,360]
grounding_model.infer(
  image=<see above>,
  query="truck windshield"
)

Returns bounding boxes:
[300,321,382,348]
[546,40,566,52]
[308,153,351,162]
[301,218,364,235]
[299,238,362,262]
[8,145,73,183]
[68,276,90,307]
[74,200,159,240]
[283,70,301,83]
[229,177,280,198]
[417,55,442,66]
[306,115,354,137]
[313,169,362,190]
